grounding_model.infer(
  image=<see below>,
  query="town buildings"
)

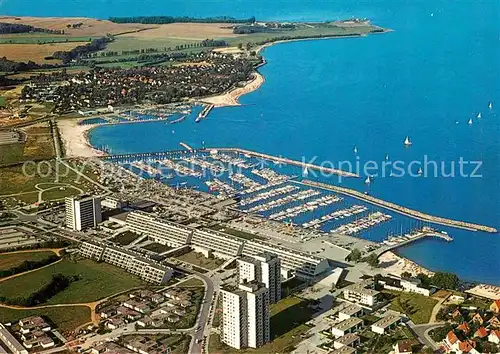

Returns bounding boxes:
[79,240,173,284]
[220,281,270,349]
[237,252,281,304]
[343,280,380,307]
[65,195,101,231]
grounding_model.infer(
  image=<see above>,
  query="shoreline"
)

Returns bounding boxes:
[57,119,105,158]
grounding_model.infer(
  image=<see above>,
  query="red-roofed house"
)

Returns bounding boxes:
[491,299,500,314]
[458,340,478,354]
[489,329,500,344]
[457,322,470,334]
[474,327,488,338]
[444,331,459,352]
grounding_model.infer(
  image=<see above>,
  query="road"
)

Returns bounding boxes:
[189,272,215,354]
[409,322,445,351]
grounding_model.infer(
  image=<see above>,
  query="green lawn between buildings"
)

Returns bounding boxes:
[385,290,438,324]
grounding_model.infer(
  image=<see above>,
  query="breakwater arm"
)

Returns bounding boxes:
[300,180,498,233]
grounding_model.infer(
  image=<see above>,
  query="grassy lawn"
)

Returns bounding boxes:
[0,160,100,197]
[210,296,315,353]
[104,36,199,53]
[0,250,56,271]
[112,231,140,246]
[0,143,25,165]
[0,306,91,333]
[177,277,204,288]
[41,186,81,201]
[142,242,172,253]
[0,258,144,304]
[175,251,224,270]
[462,296,492,310]
[0,96,5,107]
[385,290,438,324]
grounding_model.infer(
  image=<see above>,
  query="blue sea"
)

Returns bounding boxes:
[4,0,499,284]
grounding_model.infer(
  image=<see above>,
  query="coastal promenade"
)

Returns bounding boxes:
[300,180,498,233]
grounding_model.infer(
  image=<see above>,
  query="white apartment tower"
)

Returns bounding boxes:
[65,195,102,231]
[220,282,270,349]
[237,252,281,304]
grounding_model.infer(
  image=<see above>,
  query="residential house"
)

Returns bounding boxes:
[490,300,500,314]
[471,313,484,325]
[473,327,488,339]
[488,330,500,344]
[394,340,413,354]
[371,315,403,335]
[489,316,500,328]
[457,322,470,334]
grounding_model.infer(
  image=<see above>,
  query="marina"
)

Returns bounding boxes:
[303,205,368,229]
[330,211,392,236]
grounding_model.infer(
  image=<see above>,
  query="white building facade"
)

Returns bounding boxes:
[65,195,101,231]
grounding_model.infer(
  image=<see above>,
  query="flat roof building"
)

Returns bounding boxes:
[0,324,28,354]
[331,318,363,338]
[126,211,192,248]
[238,252,281,304]
[333,333,361,350]
[65,195,101,231]
[371,314,403,334]
[338,304,365,321]
[343,280,380,307]
[191,229,245,259]
[221,282,270,349]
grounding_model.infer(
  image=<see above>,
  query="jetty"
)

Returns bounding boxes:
[300,180,498,233]
[197,104,214,121]
[213,148,359,178]
[374,229,453,257]
[179,142,194,151]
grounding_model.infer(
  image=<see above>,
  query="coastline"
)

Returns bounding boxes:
[379,251,434,277]
[57,119,104,158]
[200,71,265,107]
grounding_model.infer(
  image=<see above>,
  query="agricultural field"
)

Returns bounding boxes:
[0,306,91,333]
[0,258,144,304]
[0,42,87,64]
[0,123,55,165]
[0,250,57,271]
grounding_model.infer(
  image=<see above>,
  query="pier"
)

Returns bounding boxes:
[197,104,214,121]
[375,230,453,257]
[179,142,194,151]
[213,148,359,178]
[300,180,498,233]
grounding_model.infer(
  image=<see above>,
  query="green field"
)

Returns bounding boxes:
[0,251,56,271]
[104,36,199,53]
[0,258,144,304]
[0,35,96,44]
[0,306,90,333]
[0,96,5,107]
[210,296,315,353]
[208,225,265,240]
[386,291,438,324]
[40,186,82,201]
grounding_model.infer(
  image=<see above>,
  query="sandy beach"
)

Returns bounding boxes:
[57,119,105,158]
[379,251,434,277]
[466,284,500,300]
[200,71,265,107]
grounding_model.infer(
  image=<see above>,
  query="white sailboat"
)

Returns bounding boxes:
[354,146,358,154]
[417,167,423,175]
[477,112,482,119]
[303,166,309,176]
[489,102,493,109]
[468,118,473,125]
[385,154,389,161]
[365,176,371,184]
[404,136,412,146]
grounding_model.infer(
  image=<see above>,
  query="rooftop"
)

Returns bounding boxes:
[334,333,360,346]
[372,314,402,329]
[333,317,363,331]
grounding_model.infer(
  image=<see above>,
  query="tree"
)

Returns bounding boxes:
[348,248,362,262]
[238,43,244,50]
[366,253,379,268]
[430,272,459,290]
[401,271,412,278]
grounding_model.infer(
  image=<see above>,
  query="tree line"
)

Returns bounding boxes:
[0,22,65,35]
[109,15,255,24]
[52,37,113,64]
[0,255,60,278]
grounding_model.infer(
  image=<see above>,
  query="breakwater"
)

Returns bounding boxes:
[300,180,498,233]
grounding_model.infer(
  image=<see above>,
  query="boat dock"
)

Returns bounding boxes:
[179,142,194,151]
[212,148,359,178]
[197,104,214,121]
[299,180,498,233]
[375,229,453,257]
